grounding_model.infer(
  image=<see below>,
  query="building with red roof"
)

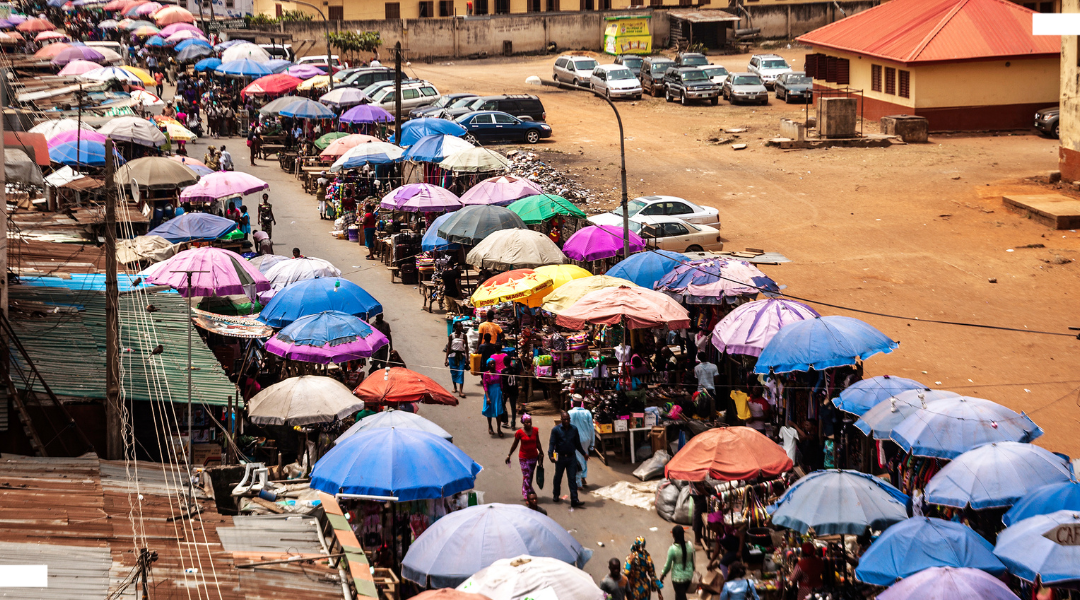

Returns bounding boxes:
[796,0,1060,130]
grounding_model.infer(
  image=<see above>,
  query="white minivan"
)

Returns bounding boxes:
[368,81,441,112]
[589,64,642,100]
[553,55,599,87]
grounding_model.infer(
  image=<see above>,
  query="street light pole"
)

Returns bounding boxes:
[288,0,334,92]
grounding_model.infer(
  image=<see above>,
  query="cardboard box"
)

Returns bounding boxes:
[644,413,658,427]
[632,412,645,428]
[614,419,628,432]
[597,423,613,434]
[650,426,668,453]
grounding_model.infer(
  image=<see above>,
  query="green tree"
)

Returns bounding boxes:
[325,31,382,64]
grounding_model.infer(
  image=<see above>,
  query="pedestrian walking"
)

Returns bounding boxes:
[481,360,505,437]
[248,124,261,166]
[625,537,660,600]
[568,396,594,488]
[258,194,276,238]
[362,204,377,258]
[548,410,587,508]
[659,526,696,600]
[153,70,164,98]
[600,557,630,600]
[718,562,759,600]
[444,322,467,397]
[505,414,543,500]
[219,144,233,171]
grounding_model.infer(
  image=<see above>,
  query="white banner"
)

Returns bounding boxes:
[0,565,47,587]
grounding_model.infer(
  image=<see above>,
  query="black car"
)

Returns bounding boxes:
[409,93,479,119]
[674,52,709,67]
[443,94,547,122]
[640,56,675,97]
[614,54,644,78]
[340,67,395,91]
[774,71,812,103]
[456,111,552,144]
[1035,106,1059,138]
[663,67,719,105]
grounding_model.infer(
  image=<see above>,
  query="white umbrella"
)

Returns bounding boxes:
[247,375,364,426]
[329,141,404,172]
[249,254,290,275]
[318,87,368,108]
[265,256,341,290]
[29,118,95,138]
[80,66,143,85]
[439,147,512,173]
[466,228,567,269]
[336,409,453,444]
[96,47,123,64]
[98,116,167,148]
[457,556,604,600]
[221,42,270,63]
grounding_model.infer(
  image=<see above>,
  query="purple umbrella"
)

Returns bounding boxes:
[712,298,820,357]
[286,64,325,79]
[380,183,462,213]
[159,22,199,37]
[47,129,108,147]
[656,258,779,304]
[459,175,542,206]
[877,567,1018,600]
[179,171,268,203]
[141,246,270,300]
[340,103,394,124]
[265,310,389,364]
[562,225,645,261]
[51,46,105,66]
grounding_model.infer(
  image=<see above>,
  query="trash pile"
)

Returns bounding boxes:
[507,150,609,206]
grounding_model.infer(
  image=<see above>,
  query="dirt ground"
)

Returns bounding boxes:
[407,49,1080,457]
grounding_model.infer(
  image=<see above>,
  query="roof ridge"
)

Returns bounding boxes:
[905,0,970,62]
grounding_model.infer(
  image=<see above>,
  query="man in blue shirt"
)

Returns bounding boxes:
[548,410,587,508]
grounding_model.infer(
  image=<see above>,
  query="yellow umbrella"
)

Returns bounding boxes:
[161,121,197,141]
[522,264,592,308]
[540,275,638,314]
[471,269,553,308]
[297,75,331,91]
[119,65,155,85]
[153,114,182,126]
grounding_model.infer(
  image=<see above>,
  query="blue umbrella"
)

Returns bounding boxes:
[890,396,1043,459]
[50,140,125,167]
[1004,481,1080,526]
[854,517,1005,585]
[148,212,237,243]
[214,39,245,51]
[193,57,221,73]
[401,503,592,588]
[605,249,688,288]
[215,59,274,78]
[876,567,1020,600]
[398,117,467,147]
[754,315,899,374]
[854,389,960,439]
[174,38,211,52]
[257,277,382,327]
[924,442,1072,509]
[337,409,452,444]
[833,375,927,416]
[995,510,1080,584]
[176,45,212,62]
[310,427,482,500]
[769,470,909,535]
[47,0,65,7]
[266,58,292,73]
[403,134,472,162]
[145,36,166,48]
[279,98,336,120]
[422,212,461,252]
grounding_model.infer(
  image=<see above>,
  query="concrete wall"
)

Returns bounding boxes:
[741,1,878,39]
[1059,0,1079,180]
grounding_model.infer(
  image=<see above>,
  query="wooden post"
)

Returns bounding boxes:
[104,139,122,461]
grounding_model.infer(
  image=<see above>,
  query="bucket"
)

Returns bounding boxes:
[347,226,359,242]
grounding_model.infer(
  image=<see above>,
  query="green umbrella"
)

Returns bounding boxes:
[315,132,349,150]
[507,193,586,225]
[219,229,246,241]
[198,295,262,316]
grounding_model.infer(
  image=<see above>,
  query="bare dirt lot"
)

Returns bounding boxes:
[409,49,1080,456]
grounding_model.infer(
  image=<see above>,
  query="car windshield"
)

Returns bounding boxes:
[613,199,649,217]
[682,55,708,66]
[362,82,390,96]
[733,75,762,86]
[763,59,789,69]
[573,59,598,71]
[702,67,728,78]
[681,70,708,82]
[621,57,643,69]
[787,75,812,85]
[608,69,636,80]
[432,96,456,108]
[652,61,673,74]
[450,97,477,108]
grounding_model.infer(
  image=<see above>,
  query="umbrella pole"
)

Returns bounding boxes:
[186,271,194,509]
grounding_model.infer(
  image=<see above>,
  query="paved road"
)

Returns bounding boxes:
[197,134,696,583]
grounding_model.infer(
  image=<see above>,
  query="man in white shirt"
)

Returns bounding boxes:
[218,145,233,171]
[693,352,718,395]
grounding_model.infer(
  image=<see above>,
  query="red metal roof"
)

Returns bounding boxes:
[796,0,1060,64]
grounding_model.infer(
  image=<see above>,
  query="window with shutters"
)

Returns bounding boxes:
[475,0,488,13]
[825,56,837,82]
[438,0,453,14]
[870,64,881,92]
[546,0,559,10]
[884,66,896,94]
[328,5,343,18]
[898,70,910,98]
[805,54,818,79]
[385,1,400,17]
[650,0,661,6]
[418,0,433,15]
[836,58,849,85]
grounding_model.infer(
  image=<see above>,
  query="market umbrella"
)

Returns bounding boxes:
[1003,481,1080,526]
[540,275,638,314]
[279,98,337,120]
[380,183,462,213]
[30,118,94,138]
[81,66,143,85]
[122,20,157,32]
[459,175,541,206]
[153,5,194,24]
[437,205,528,245]
[193,57,221,73]
[522,264,592,307]
[114,156,199,190]
[160,122,197,142]
[159,22,199,36]
[50,46,105,66]
[924,442,1072,509]
[47,129,107,147]
[17,18,54,32]
[214,39,247,50]
[163,28,205,43]
[854,389,960,439]
[471,269,554,307]
[49,140,125,167]
[130,25,159,36]
[330,141,404,171]
[311,427,480,500]
[318,86,368,109]
[656,257,779,304]
[247,375,364,426]
[98,116,167,147]
[172,38,209,52]
[119,65,155,85]
[465,229,566,270]
[216,59,274,78]
[264,256,341,290]
[398,117,468,147]
[403,134,474,163]
[555,285,690,330]
[265,311,388,364]
[179,171,269,203]
[337,409,452,444]
[249,254,289,275]
[35,30,68,41]
[297,75,333,91]
[876,567,1019,600]
[422,212,461,252]
[413,590,491,600]
[769,470,909,536]
[287,63,325,79]
[130,90,166,107]
[833,375,928,416]
[176,44,212,62]
[457,556,602,600]
[562,225,644,261]
[33,41,71,59]
[258,277,382,327]
[606,249,687,288]
[854,517,1006,585]
[141,246,270,299]
[508,194,586,224]
[890,396,1043,459]
[221,41,270,62]
[665,426,792,481]
[129,2,161,16]
[314,131,349,149]
[146,213,236,243]
[994,510,1080,584]
[144,35,166,48]
[240,73,302,98]
[98,19,120,28]
[320,133,380,157]
[403,504,591,588]
[339,103,394,124]
[754,316,899,374]
[353,367,458,406]
[711,298,820,358]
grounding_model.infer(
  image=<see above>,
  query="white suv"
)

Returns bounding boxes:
[553,55,599,87]
[747,54,792,89]
[368,81,441,112]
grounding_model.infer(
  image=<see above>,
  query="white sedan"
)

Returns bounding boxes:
[589,195,720,228]
[629,216,724,253]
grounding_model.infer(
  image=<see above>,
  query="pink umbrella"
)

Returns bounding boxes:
[179,171,269,203]
[459,175,542,206]
[131,1,161,16]
[711,298,820,357]
[158,22,199,36]
[35,31,68,41]
[265,310,389,364]
[47,129,108,148]
[165,29,205,44]
[562,225,645,261]
[380,183,462,213]
[142,247,270,299]
[555,285,690,330]
[57,59,103,76]
[51,46,105,66]
[320,134,379,158]
[153,5,195,24]
[286,64,325,79]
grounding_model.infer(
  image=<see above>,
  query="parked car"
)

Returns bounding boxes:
[640,56,675,97]
[614,54,644,78]
[340,67,395,91]
[700,65,730,88]
[553,55,600,87]
[1035,106,1060,138]
[674,52,710,67]
[774,71,812,103]
[260,43,294,62]
[590,64,643,100]
[297,54,344,70]
[456,110,552,144]
[631,216,723,253]
[410,93,479,119]
[588,195,720,227]
[747,54,792,89]
[368,81,440,112]
[663,67,719,105]
[722,73,768,105]
[443,94,547,122]
[360,78,421,100]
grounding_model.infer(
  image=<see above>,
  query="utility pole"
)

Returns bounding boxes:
[104,138,122,461]
[393,41,402,145]
[288,0,333,91]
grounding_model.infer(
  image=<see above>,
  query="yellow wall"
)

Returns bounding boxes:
[258,0,708,18]
[809,48,916,109]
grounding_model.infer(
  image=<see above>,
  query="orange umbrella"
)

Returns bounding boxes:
[154,5,195,24]
[168,154,206,168]
[665,426,793,481]
[353,367,458,406]
[33,42,71,59]
[413,591,492,600]
[18,18,56,33]
[320,134,380,157]
[471,269,553,307]
[35,31,68,41]
[555,285,690,330]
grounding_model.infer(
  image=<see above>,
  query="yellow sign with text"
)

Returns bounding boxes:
[603,17,652,55]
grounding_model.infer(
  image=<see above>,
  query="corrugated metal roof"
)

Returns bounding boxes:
[796,0,1060,64]
[218,515,325,554]
[666,9,740,23]
[0,542,111,600]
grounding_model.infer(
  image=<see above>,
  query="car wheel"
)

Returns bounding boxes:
[665,89,672,102]
[680,92,689,106]
[635,94,642,101]
[651,85,661,98]
[525,130,540,144]
[686,245,704,253]
[553,73,559,83]
[572,78,581,88]
[605,88,611,100]
[1054,123,1060,139]
[710,96,718,106]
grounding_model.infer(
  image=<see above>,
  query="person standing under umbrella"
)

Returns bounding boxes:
[659,525,696,600]
[787,543,823,600]
[444,321,467,398]
[482,360,505,437]
[258,194,276,238]
[363,204,378,259]
[568,396,594,488]
[625,537,659,600]
[248,122,261,166]
[549,410,587,508]
[505,414,543,500]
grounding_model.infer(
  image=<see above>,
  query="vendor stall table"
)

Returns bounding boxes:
[259,144,286,159]
[627,426,653,463]
[593,426,630,465]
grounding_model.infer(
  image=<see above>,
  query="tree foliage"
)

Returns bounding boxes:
[244,9,313,26]
[325,31,382,62]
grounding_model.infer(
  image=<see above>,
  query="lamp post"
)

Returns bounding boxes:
[287,0,334,92]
